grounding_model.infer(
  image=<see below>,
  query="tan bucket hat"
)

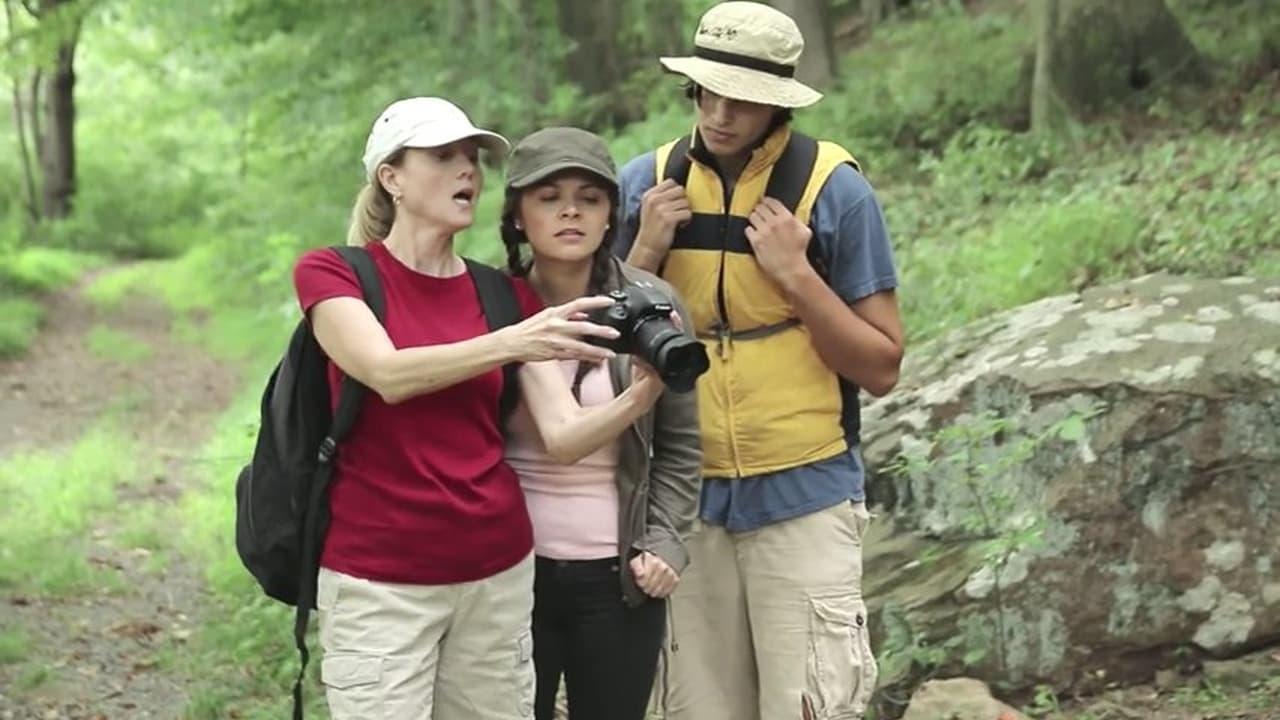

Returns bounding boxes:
[659,1,822,109]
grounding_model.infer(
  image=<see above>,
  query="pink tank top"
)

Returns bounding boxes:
[506,360,620,560]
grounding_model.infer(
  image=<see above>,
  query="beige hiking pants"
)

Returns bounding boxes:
[654,501,877,720]
[316,553,536,720]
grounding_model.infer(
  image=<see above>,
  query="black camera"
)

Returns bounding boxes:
[587,283,709,393]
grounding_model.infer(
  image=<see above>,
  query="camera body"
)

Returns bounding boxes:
[587,282,709,393]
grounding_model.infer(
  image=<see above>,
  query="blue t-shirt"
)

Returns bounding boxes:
[615,147,899,532]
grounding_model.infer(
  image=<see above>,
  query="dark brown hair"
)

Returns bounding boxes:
[500,174,622,397]
[682,81,794,135]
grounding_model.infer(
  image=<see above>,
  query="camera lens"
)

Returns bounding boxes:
[634,320,709,393]
[653,337,709,393]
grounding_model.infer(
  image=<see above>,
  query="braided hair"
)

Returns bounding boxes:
[500,179,621,399]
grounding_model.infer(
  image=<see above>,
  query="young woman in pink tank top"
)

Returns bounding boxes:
[500,127,702,720]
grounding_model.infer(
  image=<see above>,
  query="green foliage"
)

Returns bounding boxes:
[887,120,1279,342]
[0,246,101,356]
[816,1,1032,165]
[1024,684,1061,717]
[0,425,149,595]
[1172,0,1280,79]
[0,297,42,358]
[1124,131,1280,277]
[0,246,101,294]
[899,195,1143,341]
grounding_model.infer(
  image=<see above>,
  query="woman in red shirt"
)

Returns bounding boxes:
[294,97,664,720]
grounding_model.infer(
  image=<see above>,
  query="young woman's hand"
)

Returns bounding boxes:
[503,296,620,363]
[628,358,665,409]
[630,551,680,598]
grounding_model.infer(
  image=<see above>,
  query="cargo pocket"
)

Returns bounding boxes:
[321,653,386,720]
[849,502,872,546]
[316,568,341,612]
[514,629,535,719]
[804,592,879,719]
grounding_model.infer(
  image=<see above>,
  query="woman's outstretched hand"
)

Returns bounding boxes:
[503,296,620,363]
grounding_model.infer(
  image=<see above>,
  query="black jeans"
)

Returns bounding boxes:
[532,555,665,720]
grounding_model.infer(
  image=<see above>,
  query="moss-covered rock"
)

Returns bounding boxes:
[862,273,1280,709]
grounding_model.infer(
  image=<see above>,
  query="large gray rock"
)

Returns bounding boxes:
[902,678,1028,720]
[861,274,1280,707]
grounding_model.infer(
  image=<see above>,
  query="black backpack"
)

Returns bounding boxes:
[661,131,863,444]
[233,245,523,719]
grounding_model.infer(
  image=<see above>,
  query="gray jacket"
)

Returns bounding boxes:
[604,261,702,607]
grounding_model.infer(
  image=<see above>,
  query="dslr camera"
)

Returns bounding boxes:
[587,282,709,393]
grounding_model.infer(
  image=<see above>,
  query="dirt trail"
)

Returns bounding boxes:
[0,272,241,720]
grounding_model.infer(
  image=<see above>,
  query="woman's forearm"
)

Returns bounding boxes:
[519,361,654,465]
[367,332,518,404]
[311,296,521,404]
[541,386,652,464]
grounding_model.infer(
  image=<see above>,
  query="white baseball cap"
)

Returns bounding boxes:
[361,97,510,181]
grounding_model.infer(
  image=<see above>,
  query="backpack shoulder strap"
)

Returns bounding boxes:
[324,245,385,445]
[761,132,827,280]
[764,131,819,216]
[658,134,693,187]
[464,259,522,420]
[331,245,386,323]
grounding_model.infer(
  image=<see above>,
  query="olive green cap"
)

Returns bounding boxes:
[505,126,618,190]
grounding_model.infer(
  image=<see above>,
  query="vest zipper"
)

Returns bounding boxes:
[715,178,732,359]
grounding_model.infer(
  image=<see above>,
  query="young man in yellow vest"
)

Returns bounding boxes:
[615,3,904,719]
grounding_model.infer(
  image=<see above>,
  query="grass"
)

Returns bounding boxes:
[0,246,103,295]
[0,246,103,357]
[0,627,28,665]
[0,297,42,358]
[885,101,1280,341]
[86,245,289,362]
[14,664,54,692]
[0,424,151,596]
[86,324,154,363]
[175,384,329,719]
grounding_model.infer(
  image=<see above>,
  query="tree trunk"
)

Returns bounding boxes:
[555,0,623,98]
[3,0,39,223]
[473,0,493,56]
[862,0,890,27]
[1031,0,1206,134]
[29,68,42,167]
[39,36,76,219]
[518,0,549,107]
[555,0,627,126]
[771,0,838,89]
[447,1,472,39]
[644,0,687,58]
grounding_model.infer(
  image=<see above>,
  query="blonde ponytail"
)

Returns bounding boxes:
[346,183,396,246]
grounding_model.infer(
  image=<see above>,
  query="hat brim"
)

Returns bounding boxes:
[402,128,511,157]
[507,160,618,190]
[659,56,822,108]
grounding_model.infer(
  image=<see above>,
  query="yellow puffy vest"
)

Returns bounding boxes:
[655,126,859,477]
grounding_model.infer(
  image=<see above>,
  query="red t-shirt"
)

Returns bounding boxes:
[293,241,544,585]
